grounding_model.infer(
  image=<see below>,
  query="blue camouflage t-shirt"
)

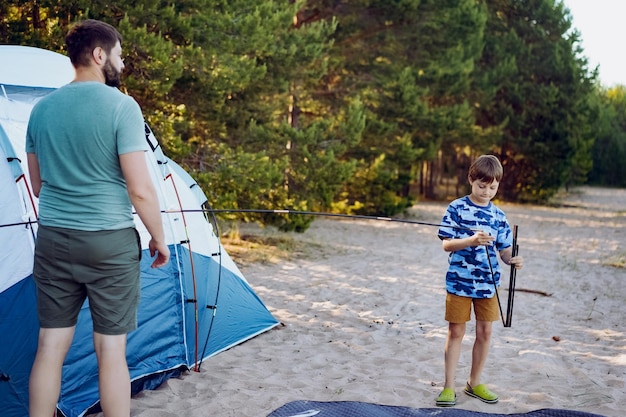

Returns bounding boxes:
[438,196,513,298]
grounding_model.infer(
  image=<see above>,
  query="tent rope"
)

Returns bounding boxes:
[0,220,37,228]
[0,209,474,231]
[163,208,476,232]
[1,209,515,329]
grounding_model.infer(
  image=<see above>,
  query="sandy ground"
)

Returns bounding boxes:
[121,186,625,417]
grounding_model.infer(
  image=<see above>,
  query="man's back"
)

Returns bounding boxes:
[26,81,146,231]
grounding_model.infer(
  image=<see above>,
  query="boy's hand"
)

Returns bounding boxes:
[509,255,524,269]
[471,230,495,246]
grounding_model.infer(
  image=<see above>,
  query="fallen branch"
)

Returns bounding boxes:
[502,288,552,297]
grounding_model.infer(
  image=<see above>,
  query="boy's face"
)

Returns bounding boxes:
[469,178,499,206]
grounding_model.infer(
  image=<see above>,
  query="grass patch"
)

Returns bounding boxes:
[545,188,584,208]
[604,252,626,269]
[221,231,324,266]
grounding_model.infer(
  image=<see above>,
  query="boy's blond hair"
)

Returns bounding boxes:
[468,155,503,183]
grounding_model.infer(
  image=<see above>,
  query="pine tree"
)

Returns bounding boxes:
[588,86,626,186]
[306,0,487,214]
[474,0,597,202]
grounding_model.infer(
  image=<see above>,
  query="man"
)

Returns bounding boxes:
[26,19,170,417]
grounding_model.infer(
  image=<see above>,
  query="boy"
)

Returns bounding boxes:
[435,154,523,407]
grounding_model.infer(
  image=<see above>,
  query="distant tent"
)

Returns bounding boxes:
[0,45,279,417]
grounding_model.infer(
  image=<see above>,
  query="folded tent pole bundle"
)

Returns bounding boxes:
[505,225,519,327]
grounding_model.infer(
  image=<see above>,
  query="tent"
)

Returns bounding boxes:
[0,45,279,417]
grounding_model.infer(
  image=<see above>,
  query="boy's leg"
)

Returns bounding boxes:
[464,298,499,403]
[94,332,131,417]
[468,320,492,387]
[443,293,472,389]
[29,327,76,417]
[444,322,466,388]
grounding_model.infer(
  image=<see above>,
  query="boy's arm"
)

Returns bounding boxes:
[442,230,494,252]
[499,246,524,269]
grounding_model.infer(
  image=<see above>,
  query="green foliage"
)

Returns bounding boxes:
[588,86,626,186]
[474,0,597,203]
[193,144,287,213]
[2,0,621,232]
[317,0,487,214]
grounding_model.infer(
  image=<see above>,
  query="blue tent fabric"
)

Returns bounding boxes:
[0,277,39,417]
[267,401,606,417]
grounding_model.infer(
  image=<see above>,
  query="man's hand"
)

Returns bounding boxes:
[149,239,170,268]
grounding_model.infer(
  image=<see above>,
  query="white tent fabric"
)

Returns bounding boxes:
[0,145,34,293]
[0,45,74,88]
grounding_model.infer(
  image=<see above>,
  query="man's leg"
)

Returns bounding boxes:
[93,332,130,417]
[29,327,76,417]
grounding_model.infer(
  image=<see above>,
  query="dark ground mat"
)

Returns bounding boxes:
[267,400,606,417]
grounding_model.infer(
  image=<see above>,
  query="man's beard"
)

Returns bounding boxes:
[103,59,121,87]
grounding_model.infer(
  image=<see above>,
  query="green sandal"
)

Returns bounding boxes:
[435,387,456,407]
[464,382,499,404]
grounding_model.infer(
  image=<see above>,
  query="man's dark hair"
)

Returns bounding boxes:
[65,19,122,67]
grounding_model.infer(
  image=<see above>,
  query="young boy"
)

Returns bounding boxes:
[435,154,523,407]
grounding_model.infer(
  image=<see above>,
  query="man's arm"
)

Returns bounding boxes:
[119,151,170,268]
[27,153,42,197]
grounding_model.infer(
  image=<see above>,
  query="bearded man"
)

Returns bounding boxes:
[26,19,170,417]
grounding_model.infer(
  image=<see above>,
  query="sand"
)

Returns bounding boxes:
[116,186,625,417]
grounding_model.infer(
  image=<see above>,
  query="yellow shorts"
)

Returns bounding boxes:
[445,292,500,323]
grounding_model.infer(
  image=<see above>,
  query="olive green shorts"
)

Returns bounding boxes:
[33,225,142,335]
[445,292,500,323]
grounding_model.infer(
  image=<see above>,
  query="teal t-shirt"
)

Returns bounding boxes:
[26,82,148,231]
